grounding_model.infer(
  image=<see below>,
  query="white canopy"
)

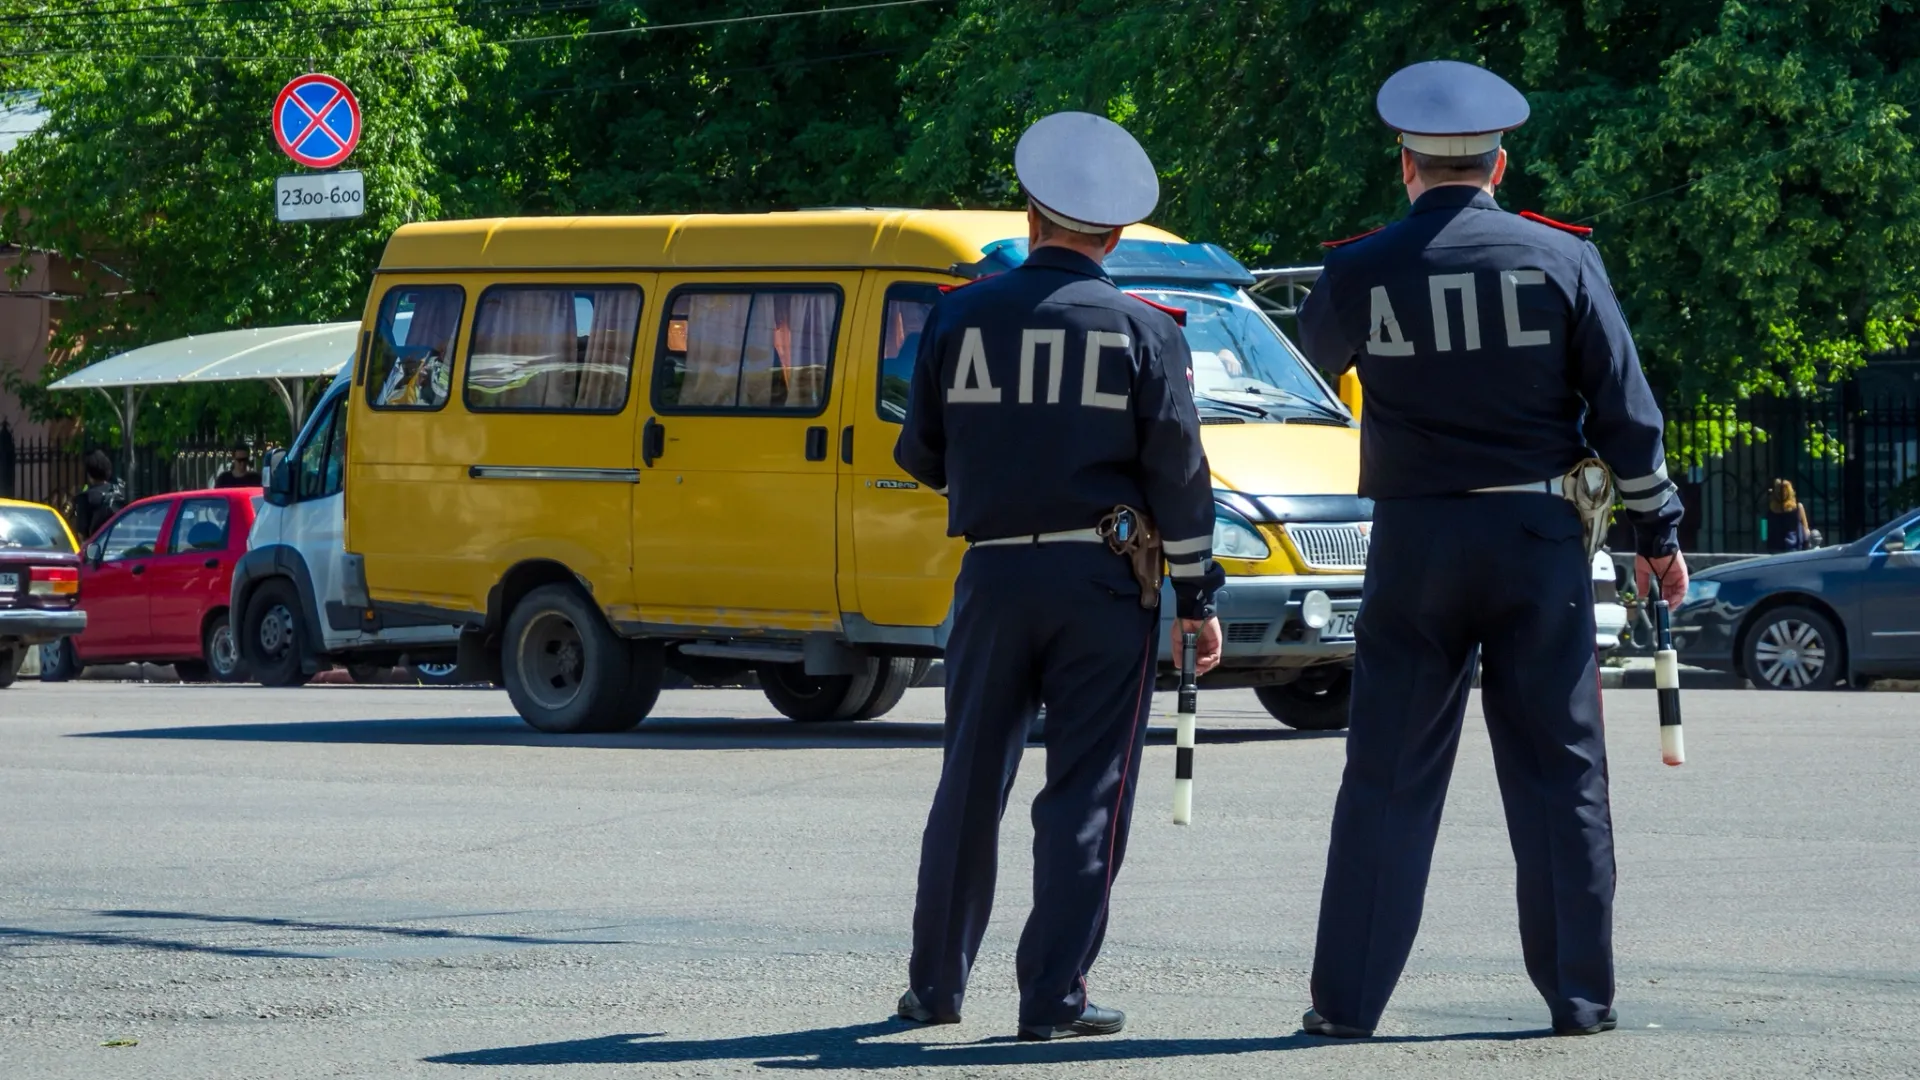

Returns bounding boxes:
[47,322,359,496]
[48,322,357,390]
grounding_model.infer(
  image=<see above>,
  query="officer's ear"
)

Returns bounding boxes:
[1489,147,1509,189]
[1100,228,1123,255]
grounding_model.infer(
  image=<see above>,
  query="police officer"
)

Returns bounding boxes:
[1293,61,1689,1039]
[893,111,1226,1042]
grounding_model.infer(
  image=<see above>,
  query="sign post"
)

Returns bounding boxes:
[272,73,364,223]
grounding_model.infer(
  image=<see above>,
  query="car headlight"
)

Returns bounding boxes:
[1212,506,1270,560]
[1682,579,1721,607]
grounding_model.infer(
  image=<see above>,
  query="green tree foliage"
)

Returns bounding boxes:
[901,0,1920,405]
[0,0,476,446]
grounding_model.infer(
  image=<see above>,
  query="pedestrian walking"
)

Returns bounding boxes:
[1293,60,1690,1038]
[893,111,1225,1042]
[1764,479,1813,552]
[72,449,125,540]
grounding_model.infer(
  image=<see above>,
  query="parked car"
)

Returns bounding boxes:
[39,488,259,683]
[1671,508,1920,689]
[234,371,466,689]
[0,497,85,687]
[1593,550,1628,654]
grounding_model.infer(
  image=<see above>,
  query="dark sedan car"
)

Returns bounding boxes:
[1672,508,1920,689]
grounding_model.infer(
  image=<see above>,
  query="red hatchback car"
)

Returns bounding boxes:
[41,488,261,683]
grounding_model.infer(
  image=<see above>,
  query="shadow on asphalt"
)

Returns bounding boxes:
[1,909,627,961]
[424,1019,1542,1069]
[75,716,1333,751]
[94,909,625,946]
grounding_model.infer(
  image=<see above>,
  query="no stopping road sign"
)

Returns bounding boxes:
[273,73,361,169]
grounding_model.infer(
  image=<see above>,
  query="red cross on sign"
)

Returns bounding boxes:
[272,73,361,170]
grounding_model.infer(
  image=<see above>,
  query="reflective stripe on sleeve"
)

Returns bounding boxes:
[1622,488,1675,512]
[1162,534,1211,556]
[1168,558,1216,580]
[1616,463,1671,495]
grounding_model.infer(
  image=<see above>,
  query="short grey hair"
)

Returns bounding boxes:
[1406,147,1500,181]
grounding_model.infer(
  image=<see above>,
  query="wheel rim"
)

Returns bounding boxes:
[773,667,836,703]
[518,611,586,711]
[209,624,240,676]
[415,662,458,679]
[257,603,296,659]
[1754,618,1828,688]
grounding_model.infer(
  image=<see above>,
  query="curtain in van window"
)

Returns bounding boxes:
[781,293,835,410]
[579,287,640,407]
[681,293,751,407]
[467,288,574,410]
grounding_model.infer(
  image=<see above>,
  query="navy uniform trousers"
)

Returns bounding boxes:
[908,541,1158,1027]
[1312,492,1615,1033]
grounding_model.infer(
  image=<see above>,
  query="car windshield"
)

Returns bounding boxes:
[1127,285,1348,421]
[0,505,74,553]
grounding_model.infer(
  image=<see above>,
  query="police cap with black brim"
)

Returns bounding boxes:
[1014,111,1160,234]
[1377,60,1530,156]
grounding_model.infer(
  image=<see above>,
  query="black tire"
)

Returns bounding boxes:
[404,658,472,686]
[203,612,246,683]
[1743,604,1844,690]
[0,646,18,689]
[757,656,916,722]
[38,638,80,683]
[347,663,391,685]
[242,578,313,688]
[1256,666,1353,731]
[502,584,659,733]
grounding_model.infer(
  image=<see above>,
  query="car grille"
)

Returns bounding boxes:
[1225,620,1271,644]
[1285,523,1370,570]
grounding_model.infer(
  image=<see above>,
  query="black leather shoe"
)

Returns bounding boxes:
[897,990,960,1025]
[1018,1003,1126,1041]
[1554,1008,1618,1036]
[1301,1008,1373,1039]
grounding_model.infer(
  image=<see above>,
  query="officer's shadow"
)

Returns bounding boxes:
[424,1017,1536,1069]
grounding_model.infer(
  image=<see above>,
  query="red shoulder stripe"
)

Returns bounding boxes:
[1519,210,1593,238]
[937,279,978,294]
[1133,295,1187,327]
[1320,225,1384,249]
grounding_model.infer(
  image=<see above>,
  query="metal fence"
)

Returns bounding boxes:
[1664,395,1920,552]
[0,423,242,523]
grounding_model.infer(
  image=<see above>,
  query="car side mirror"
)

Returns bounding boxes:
[1886,534,1907,554]
[84,541,101,566]
[264,459,294,507]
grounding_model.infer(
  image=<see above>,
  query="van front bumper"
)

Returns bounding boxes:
[1155,574,1362,687]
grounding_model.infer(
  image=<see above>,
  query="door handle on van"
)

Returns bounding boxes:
[805,426,829,462]
[840,426,853,465]
[642,417,665,467]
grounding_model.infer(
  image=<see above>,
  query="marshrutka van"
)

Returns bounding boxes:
[341,210,1371,734]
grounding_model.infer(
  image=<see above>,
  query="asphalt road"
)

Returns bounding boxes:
[2,682,1916,1079]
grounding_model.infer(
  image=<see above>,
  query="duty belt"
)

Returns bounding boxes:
[1470,458,1615,559]
[969,527,1105,547]
[1470,479,1558,496]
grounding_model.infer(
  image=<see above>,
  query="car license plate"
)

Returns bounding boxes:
[0,572,17,592]
[1323,610,1358,640]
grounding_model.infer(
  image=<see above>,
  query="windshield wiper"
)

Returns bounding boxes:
[1234,384,1351,421]
[1195,394,1275,420]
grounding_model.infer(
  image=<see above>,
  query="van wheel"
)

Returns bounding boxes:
[38,638,81,683]
[758,657,916,722]
[405,658,472,686]
[242,579,313,688]
[1255,666,1353,731]
[503,584,659,733]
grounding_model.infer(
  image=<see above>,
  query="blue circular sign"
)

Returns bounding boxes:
[273,73,361,169]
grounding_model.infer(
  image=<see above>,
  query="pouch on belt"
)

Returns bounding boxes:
[1097,505,1162,610]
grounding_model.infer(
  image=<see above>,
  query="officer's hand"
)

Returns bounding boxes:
[1635,551,1690,609]
[1174,617,1224,676]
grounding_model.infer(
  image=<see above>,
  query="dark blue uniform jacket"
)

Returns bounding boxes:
[1298,186,1681,556]
[895,245,1225,618]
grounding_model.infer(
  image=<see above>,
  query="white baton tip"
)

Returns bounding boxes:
[1654,649,1680,690]
[1661,724,1685,767]
[1173,781,1192,825]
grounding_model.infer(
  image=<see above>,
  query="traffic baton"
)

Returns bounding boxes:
[1653,590,1686,766]
[1173,631,1198,824]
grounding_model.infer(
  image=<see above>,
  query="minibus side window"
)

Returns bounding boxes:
[366,285,465,411]
[876,283,939,423]
[653,288,840,415]
[464,285,642,413]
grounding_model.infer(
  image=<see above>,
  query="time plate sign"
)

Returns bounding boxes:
[275,170,365,222]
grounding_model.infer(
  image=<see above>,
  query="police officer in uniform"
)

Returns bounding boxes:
[1293,61,1690,1038]
[893,111,1226,1041]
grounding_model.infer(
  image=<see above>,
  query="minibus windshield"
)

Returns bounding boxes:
[1128,285,1346,421]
